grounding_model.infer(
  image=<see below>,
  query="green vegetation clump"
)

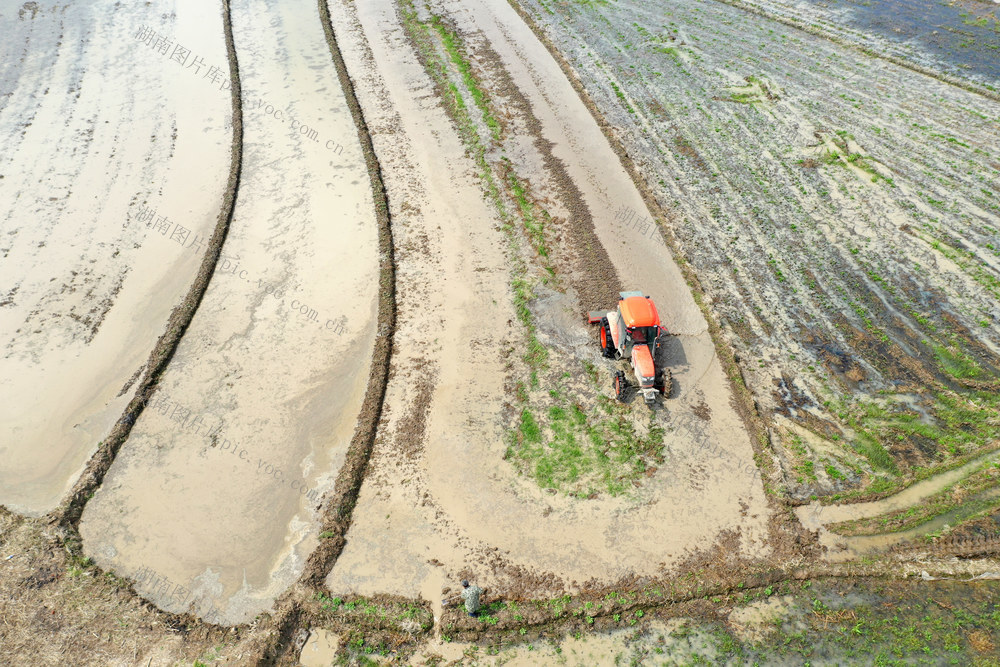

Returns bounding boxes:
[820,149,843,166]
[609,80,636,114]
[931,343,983,380]
[309,592,432,659]
[827,390,1000,501]
[743,583,1000,664]
[507,373,666,497]
[429,16,501,141]
[611,579,1000,665]
[505,161,555,276]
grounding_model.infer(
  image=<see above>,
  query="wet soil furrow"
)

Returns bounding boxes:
[471,35,623,310]
[47,0,244,533]
[899,532,1000,559]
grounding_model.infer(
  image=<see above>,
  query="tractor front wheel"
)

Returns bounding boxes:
[600,318,615,358]
[655,368,673,398]
[613,370,627,402]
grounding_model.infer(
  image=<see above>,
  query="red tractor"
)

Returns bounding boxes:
[589,291,671,406]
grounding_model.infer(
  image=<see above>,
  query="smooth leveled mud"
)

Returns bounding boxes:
[77,0,380,625]
[0,0,231,515]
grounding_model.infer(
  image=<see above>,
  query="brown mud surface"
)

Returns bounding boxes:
[76,0,379,625]
[4,0,1000,663]
[323,0,773,608]
[0,0,232,515]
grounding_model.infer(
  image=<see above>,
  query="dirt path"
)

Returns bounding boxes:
[324,0,771,603]
[0,0,231,515]
[78,0,379,624]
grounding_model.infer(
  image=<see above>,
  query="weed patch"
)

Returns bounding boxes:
[507,372,666,496]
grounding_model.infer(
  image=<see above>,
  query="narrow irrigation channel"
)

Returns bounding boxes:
[796,446,1000,561]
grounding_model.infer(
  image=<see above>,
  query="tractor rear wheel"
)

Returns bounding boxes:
[613,370,627,402]
[600,318,615,358]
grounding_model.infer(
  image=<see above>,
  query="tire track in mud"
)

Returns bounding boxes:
[46,0,244,540]
[830,531,1000,561]
[894,533,1000,559]
[472,34,623,310]
[240,0,398,661]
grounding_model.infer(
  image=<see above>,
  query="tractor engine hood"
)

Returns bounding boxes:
[631,345,656,387]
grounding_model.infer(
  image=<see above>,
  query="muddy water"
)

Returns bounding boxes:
[834,485,1000,557]
[0,0,230,514]
[325,0,770,602]
[797,0,1000,82]
[79,0,378,623]
[298,628,339,666]
[796,447,1000,560]
[797,447,1000,527]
